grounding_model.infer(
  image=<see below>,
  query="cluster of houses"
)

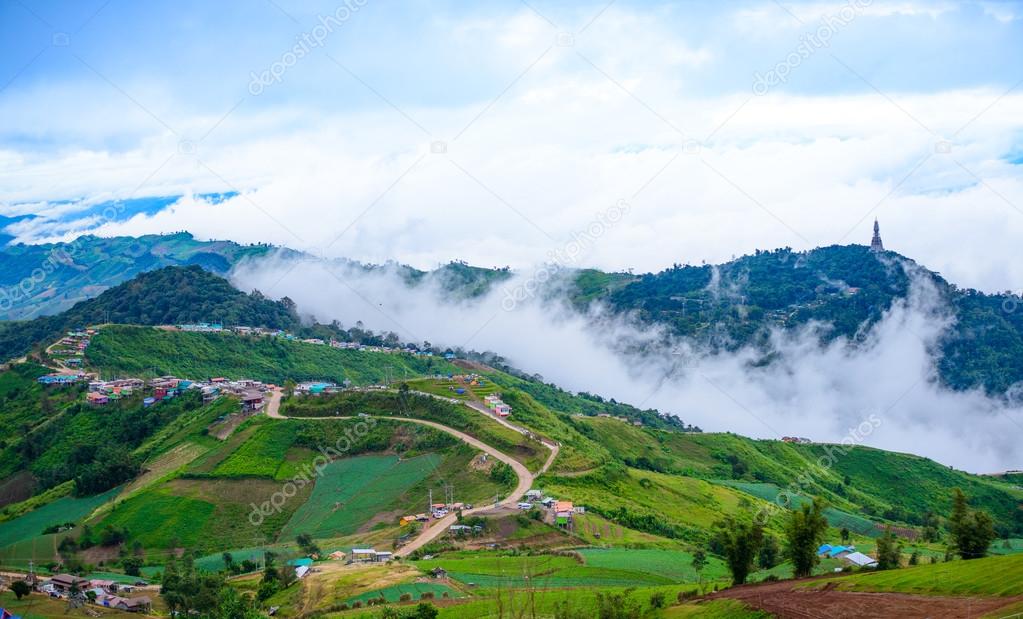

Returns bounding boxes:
[817,544,878,568]
[37,373,86,385]
[519,490,584,527]
[349,548,394,563]
[782,436,813,444]
[294,381,345,396]
[85,378,144,405]
[48,329,93,368]
[483,393,512,417]
[175,323,455,359]
[83,374,271,413]
[40,574,151,613]
[203,377,271,411]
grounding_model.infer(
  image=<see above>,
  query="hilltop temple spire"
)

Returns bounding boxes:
[870,218,884,252]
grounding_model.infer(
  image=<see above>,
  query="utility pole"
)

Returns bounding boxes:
[428,489,433,516]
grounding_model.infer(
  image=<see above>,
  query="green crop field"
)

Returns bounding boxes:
[193,546,278,572]
[807,553,1023,596]
[96,488,216,549]
[577,548,730,583]
[96,476,307,553]
[990,538,1023,555]
[346,582,461,604]
[0,486,120,546]
[0,534,61,568]
[281,454,441,539]
[415,553,674,589]
[212,421,300,477]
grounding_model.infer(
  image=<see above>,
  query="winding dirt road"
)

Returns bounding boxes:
[264,387,558,556]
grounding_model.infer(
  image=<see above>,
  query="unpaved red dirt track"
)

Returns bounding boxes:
[709,578,1023,618]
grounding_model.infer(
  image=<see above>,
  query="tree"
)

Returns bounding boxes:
[876,531,901,570]
[949,488,997,559]
[122,556,143,576]
[11,580,31,600]
[758,534,781,570]
[295,533,320,556]
[840,527,850,543]
[714,516,764,585]
[691,549,708,577]
[784,498,829,578]
[413,603,439,619]
[222,552,234,571]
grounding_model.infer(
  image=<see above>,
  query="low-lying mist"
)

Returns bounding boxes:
[231,253,1023,474]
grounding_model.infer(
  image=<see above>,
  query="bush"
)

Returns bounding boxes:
[649,592,666,609]
[400,593,412,602]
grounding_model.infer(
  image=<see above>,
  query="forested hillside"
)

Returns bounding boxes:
[0,232,275,319]
[576,245,1023,395]
[0,265,302,363]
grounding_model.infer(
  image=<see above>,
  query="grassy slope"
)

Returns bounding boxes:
[86,325,457,384]
[807,553,1023,596]
[564,417,1023,536]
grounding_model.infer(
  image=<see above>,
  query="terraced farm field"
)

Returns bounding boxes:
[281,454,441,539]
[577,547,731,583]
[346,582,462,605]
[0,486,121,567]
[212,421,299,477]
[0,486,120,546]
[415,553,679,589]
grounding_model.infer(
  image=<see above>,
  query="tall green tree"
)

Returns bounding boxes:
[784,497,829,577]
[714,516,764,585]
[876,531,901,570]
[949,488,997,559]
[758,534,781,570]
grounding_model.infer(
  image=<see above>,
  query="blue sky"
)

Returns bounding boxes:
[1,0,1022,290]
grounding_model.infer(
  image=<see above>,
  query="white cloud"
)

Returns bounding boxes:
[229,251,1023,473]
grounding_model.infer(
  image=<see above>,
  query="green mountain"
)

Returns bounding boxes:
[0,265,303,364]
[0,232,277,320]
[567,245,1023,395]
[6,234,1022,395]
[0,265,1020,616]
[0,233,512,321]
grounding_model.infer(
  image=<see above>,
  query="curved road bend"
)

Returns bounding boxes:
[264,388,559,556]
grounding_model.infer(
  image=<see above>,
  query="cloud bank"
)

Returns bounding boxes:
[231,251,1023,473]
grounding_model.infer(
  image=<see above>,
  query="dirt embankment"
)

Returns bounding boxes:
[708,577,1023,619]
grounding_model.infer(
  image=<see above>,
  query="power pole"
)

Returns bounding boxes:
[428,489,433,516]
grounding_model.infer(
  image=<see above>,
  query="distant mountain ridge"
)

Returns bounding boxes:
[0,233,511,320]
[3,233,1023,395]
